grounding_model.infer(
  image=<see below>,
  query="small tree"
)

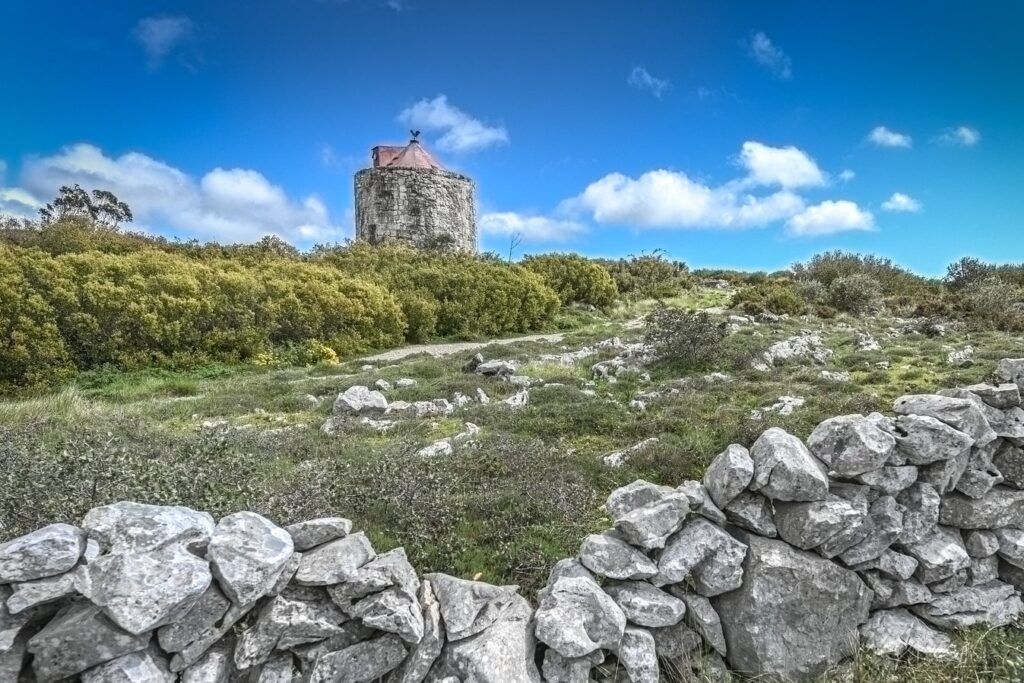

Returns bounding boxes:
[39,185,133,229]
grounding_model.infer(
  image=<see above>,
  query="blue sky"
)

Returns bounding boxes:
[2,1,1021,274]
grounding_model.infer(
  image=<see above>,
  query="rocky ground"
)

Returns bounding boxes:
[2,289,1024,680]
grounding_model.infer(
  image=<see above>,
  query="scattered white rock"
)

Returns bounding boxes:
[602,437,660,469]
[750,396,805,419]
[946,345,975,367]
[333,386,388,414]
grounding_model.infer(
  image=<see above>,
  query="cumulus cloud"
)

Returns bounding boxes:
[838,169,856,182]
[8,143,343,244]
[737,141,826,189]
[936,125,981,147]
[786,200,875,236]
[745,31,792,79]
[882,192,922,213]
[398,96,508,154]
[133,15,195,69]
[867,126,912,148]
[627,66,671,99]
[479,212,585,243]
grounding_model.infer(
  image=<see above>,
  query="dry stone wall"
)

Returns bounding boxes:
[4,361,1024,681]
[355,167,476,252]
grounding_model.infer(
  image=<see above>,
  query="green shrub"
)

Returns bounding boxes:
[794,279,828,305]
[644,308,726,371]
[731,282,805,316]
[962,277,1024,331]
[793,250,930,296]
[522,253,618,309]
[395,291,439,343]
[827,274,883,314]
[598,253,689,299]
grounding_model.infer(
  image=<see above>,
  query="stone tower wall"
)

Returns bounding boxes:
[355,167,477,252]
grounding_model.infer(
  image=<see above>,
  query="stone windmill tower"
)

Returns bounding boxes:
[354,133,477,251]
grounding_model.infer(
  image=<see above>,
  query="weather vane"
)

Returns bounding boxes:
[410,129,421,141]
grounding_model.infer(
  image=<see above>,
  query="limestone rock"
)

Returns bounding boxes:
[333,385,388,414]
[541,649,600,683]
[675,481,728,526]
[207,512,293,606]
[860,608,952,657]
[912,581,1023,629]
[902,526,972,584]
[349,587,424,643]
[722,491,777,538]
[234,594,347,669]
[284,517,352,551]
[1000,561,1024,591]
[87,543,211,634]
[0,523,85,583]
[807,415,895,477]
[294,532,375,585]
[386,578,443,683]
[894,414,974,466]
[774,496,865,551]
[852,549,919,581]
[749,427,829,501]
[614,626,659,683]
[6,568,81,614]
[673,590,727,656]
[963,530,998,558]
[431,594,541,683]
[870,576,934,610]
[158,584,252,671]
[702,444,754,509]
[612,494,689,550]
[82,502,214,555]
[1,586,36,651]
[535,576,625,657]
[968,555,1000,586]
[475,359,517,377]
[837,495,904,566]
[995,528,1024,568]
[964,382,1021,409]
[995,358,1024,390]
[81,647,174,682]
[894,394,997,447]
[896,482,941,545]
[993,442,1024,489]
[657,518,747,596]
[578,532,658,581]
[712,533,872,681]
[254,652,294,683]
[939,487,1024,528]
[647,621,701,658]
[179,645,232,683]
[425,573,519,641]
[605,480,676,520]
[308,633,407,683]
[602,581,685,628]
[328,547,419,605]
[856,465,918,496]
[27,601,150,681]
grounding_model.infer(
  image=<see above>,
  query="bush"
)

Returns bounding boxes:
[962,278,1024,331]
[731,282,806,316]
[793,251,929,296]
[598,253,690,299]
[794,279,828,305]
[522,254,618,309]
[644,308,726,371]
[827,274,883,314]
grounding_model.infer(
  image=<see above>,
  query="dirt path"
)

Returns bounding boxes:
[360,332,567,363]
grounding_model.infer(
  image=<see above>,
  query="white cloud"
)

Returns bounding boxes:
[627,66,671,99]
[786,200,874,236]
[480,212,585,243]
[936,125,981,147]
[745,31,792,79]
[9,143,343,244]
[737,141,826,189]
[867,126,912,148]
[133,15,195,69]
[882,192,922,213]
[839,169,855,182]
[398,96,508,154]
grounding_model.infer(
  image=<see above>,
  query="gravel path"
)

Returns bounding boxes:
[360,332,567,363]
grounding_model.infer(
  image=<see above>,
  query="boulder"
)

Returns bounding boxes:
[939,487,1024,529]
[578,533,658,581]
[893,394,997,447]
[87,543,211,634]
[294,532,375,586]
[837,495,904,566]
[657,518,747,596]
[307,633,407,683]
[612,494,689,550]
[386,578,443,683]
[722,491,777,537]
[894,415,974,466]
[963,383,1021,409]
[475,360,517,378]
[534,577,626,657]
[432,594,541,682]
[425,573,519,642]
[702,444,754,509]
[712,533,872,681]
[6,568,81,614]
[333,385,388,414]
[0,523,85,583]
[774,496,865,551]
[158,584,252,672]
[328,547,419,605]
[995,358,1024,390]
[234,594,348,669]
[207,512,293,606]
[349,587,423,643]
[27,601,150,681]
[963,530,999,558]
[82,502,214,555]
[602,581,685,628]
[902,526,972,584]
[80,647,174,682]
[856,465,918,496]
[749,428,829,501]
[605,480,676,520]
[859,608,952,657]
[284,518,352,551]
[912,581,1023,629]
[614,627,659,683]
[807,415,895,476]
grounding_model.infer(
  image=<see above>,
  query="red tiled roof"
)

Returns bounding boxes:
[372,140,443,170]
